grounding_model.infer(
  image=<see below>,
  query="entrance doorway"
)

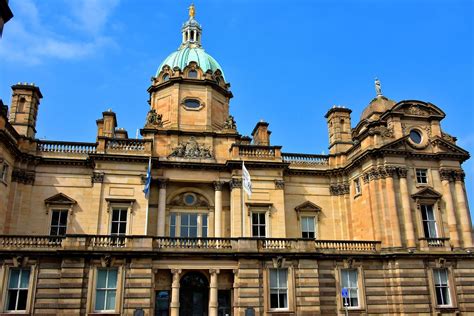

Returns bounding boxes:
[179,271,209,316]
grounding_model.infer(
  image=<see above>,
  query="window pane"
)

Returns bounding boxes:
[17,289,28,310]
[259,213,266,225]
[170,214,176,225]
[119,223,126,234]
[189,227,198,238]
[20,270,30,288]
[279,269,287,287]
[112,210,120,221]
[58,227,67,236]
[59,211,68,225]
[106,290,116,310]
[270,270,277,288]
[8,269,20,288]
[182,214,189,225]
[279,293,287,308]
[270,293,278,308]
[97,270,107,288]
[348,270,358,287]
[107,270,118,288]
[258,226,265,237]
[202,215,208,226]
[120,210,127,220]
[190,214,198,226]
[7,290,18,310]
[252,226,259,237]
[51,211,60,225]
[95,290,105,310]
[252,213,258,223]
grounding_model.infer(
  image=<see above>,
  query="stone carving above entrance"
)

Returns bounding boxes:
[168,137,213,159]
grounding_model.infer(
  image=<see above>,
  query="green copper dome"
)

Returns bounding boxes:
[157,47,225,80]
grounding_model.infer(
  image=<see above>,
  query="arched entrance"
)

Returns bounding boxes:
[179,271,209,316]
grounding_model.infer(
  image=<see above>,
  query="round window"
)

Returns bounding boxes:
[184,99,201,109]
[184,193,196,206]
[409,130,422,144]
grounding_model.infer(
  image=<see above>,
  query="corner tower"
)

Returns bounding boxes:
[147,5,233,133]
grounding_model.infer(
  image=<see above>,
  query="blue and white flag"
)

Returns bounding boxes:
[143,157,152,199]
[242,162,252,197]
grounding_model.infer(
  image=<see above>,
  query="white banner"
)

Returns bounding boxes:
[242,162,252,197]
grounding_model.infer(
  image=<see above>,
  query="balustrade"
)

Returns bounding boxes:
[106,139,145,152]
[282,153,329,166]
[37,140,97,154]
[0,235,63,248]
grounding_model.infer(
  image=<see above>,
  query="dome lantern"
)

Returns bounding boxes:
[180,4,202,49]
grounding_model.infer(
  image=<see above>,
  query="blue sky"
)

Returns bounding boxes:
[1,0,473,217]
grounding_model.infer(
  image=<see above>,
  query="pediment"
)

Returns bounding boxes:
[430,137,469,156]
[411,187,442,200]
[295,201,322,213]
[44,193,77,205]
[391,100,445,118]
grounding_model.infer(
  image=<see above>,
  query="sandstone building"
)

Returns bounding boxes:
[0,6,473,316]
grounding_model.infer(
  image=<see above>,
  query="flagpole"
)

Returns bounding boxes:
[144,137,154,235]
[242,161,245,237]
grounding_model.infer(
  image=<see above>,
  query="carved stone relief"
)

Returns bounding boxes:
[168,136,213,159]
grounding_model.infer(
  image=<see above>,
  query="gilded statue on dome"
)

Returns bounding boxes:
[189,4,195,18]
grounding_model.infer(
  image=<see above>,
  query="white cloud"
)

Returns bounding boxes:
[0,0,119,65]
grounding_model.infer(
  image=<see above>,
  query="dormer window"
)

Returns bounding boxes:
[188,70,198,78]
[162,74,170,82]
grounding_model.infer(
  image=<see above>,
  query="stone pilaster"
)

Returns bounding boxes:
[213,181,224,238]
[209,269,220,316]
[453,170,473,248]
[439,169,460,248]
[157,179,168,236]
[398,167,416,248]
[170,269,181,316]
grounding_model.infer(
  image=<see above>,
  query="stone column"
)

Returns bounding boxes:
[157,179,168,236]
[440,169,460,248]
[454,171,473,248]
[209,269,220,316]
[384,167,402,247]
[214,182,224,238]
[229,179,242,237]
[232,269,239,316]
[398,168,416,248]
[170,269,181,316]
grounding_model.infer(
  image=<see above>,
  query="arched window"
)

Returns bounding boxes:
[188,70,198,78]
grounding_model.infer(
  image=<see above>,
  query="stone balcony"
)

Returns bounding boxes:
[0,235,381,255]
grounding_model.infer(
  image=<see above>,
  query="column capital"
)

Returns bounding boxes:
[439,168,454,182]
[397,167,408,178]
[454,170,465,182]
[213,181,225,191]
[158,178,169,189]
[209,268,220,275]
[229,178,242,190]
[274,179,285,189]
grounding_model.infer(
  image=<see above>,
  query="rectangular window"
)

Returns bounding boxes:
[170,213,177,237]
[421,204,437,238]
[1,163,9,182]
[301,216,315,239]
[434,268,451,306]
[180,213,198,237]
[341,269,359,308]
[50,210,68,236]
[169,213,208,238]
[416,169,428,184]
[111,209,127,236]
[95,268,118,311]
[269,268,288,309]
[354,178,361,195]
[201,214,208,238]
[6,268,30,311]
[251,212,266,238]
